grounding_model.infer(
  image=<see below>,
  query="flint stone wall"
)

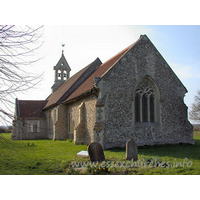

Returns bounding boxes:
[97,35,194,149]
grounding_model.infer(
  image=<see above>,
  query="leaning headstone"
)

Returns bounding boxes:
[126,139,138,161]
[88,142,105,162]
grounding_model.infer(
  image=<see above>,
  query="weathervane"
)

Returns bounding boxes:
[62,44,65,54]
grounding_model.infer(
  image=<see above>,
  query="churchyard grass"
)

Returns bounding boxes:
[0,133,88,175]
[1,132,200,175]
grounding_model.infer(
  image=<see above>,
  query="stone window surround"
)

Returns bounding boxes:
[133,76,161,124]
[77,102,84,124]
[27,120,40,133]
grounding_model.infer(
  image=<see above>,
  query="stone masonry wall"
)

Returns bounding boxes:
[45,104,68,140]
[45,109,53,139]
[12,117,47,140]
[67,94,97,144]
[54,104,68,140]
[97,35,194,149]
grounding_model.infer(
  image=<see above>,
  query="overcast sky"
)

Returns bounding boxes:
[16,25,200,122]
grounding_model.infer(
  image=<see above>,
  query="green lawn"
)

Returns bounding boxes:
[0,132,200,175]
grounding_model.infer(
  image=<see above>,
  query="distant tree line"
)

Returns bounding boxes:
[0,126,12,133]
[190,89,200,124]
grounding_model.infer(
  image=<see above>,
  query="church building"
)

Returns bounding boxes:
[12,35,195,149]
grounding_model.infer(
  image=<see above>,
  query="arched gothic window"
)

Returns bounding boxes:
[150,94,155,122]
[135,93,140,122]
[135,79,158,123]
[142,94,148,122]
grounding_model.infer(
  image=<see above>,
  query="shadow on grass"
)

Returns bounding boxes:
[107,147,125,153]
[106,138,200,161]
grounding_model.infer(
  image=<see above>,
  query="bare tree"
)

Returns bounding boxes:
[190,89,200,122]
[0,25,44,125]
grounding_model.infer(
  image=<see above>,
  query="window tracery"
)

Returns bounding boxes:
[135,80,156,123]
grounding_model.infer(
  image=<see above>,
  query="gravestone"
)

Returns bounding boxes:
[87,142,105,162]
[126,139,138,161]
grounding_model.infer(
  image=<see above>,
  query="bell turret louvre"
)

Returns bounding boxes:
[51,48,71,93]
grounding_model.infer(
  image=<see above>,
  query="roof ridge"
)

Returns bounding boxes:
[44,57,102,110]
[64,36,143,103]
[57,58,102,104]
[46,60,95,101]
[49,62,93,98]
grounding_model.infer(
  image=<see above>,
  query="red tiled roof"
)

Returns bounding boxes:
[64,41,138,103]
[44,58,101,109]
[17,100,47,118]
[18,36,142,114]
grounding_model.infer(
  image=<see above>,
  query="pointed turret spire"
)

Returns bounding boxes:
[51,46,71,93]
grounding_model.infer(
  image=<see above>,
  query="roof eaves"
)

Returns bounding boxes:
[63,90,91,105]
[42,103,59,111]
[44,58,102,110]
[57,58,102,104]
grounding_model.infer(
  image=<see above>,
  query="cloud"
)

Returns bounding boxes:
[170,63,200,79]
